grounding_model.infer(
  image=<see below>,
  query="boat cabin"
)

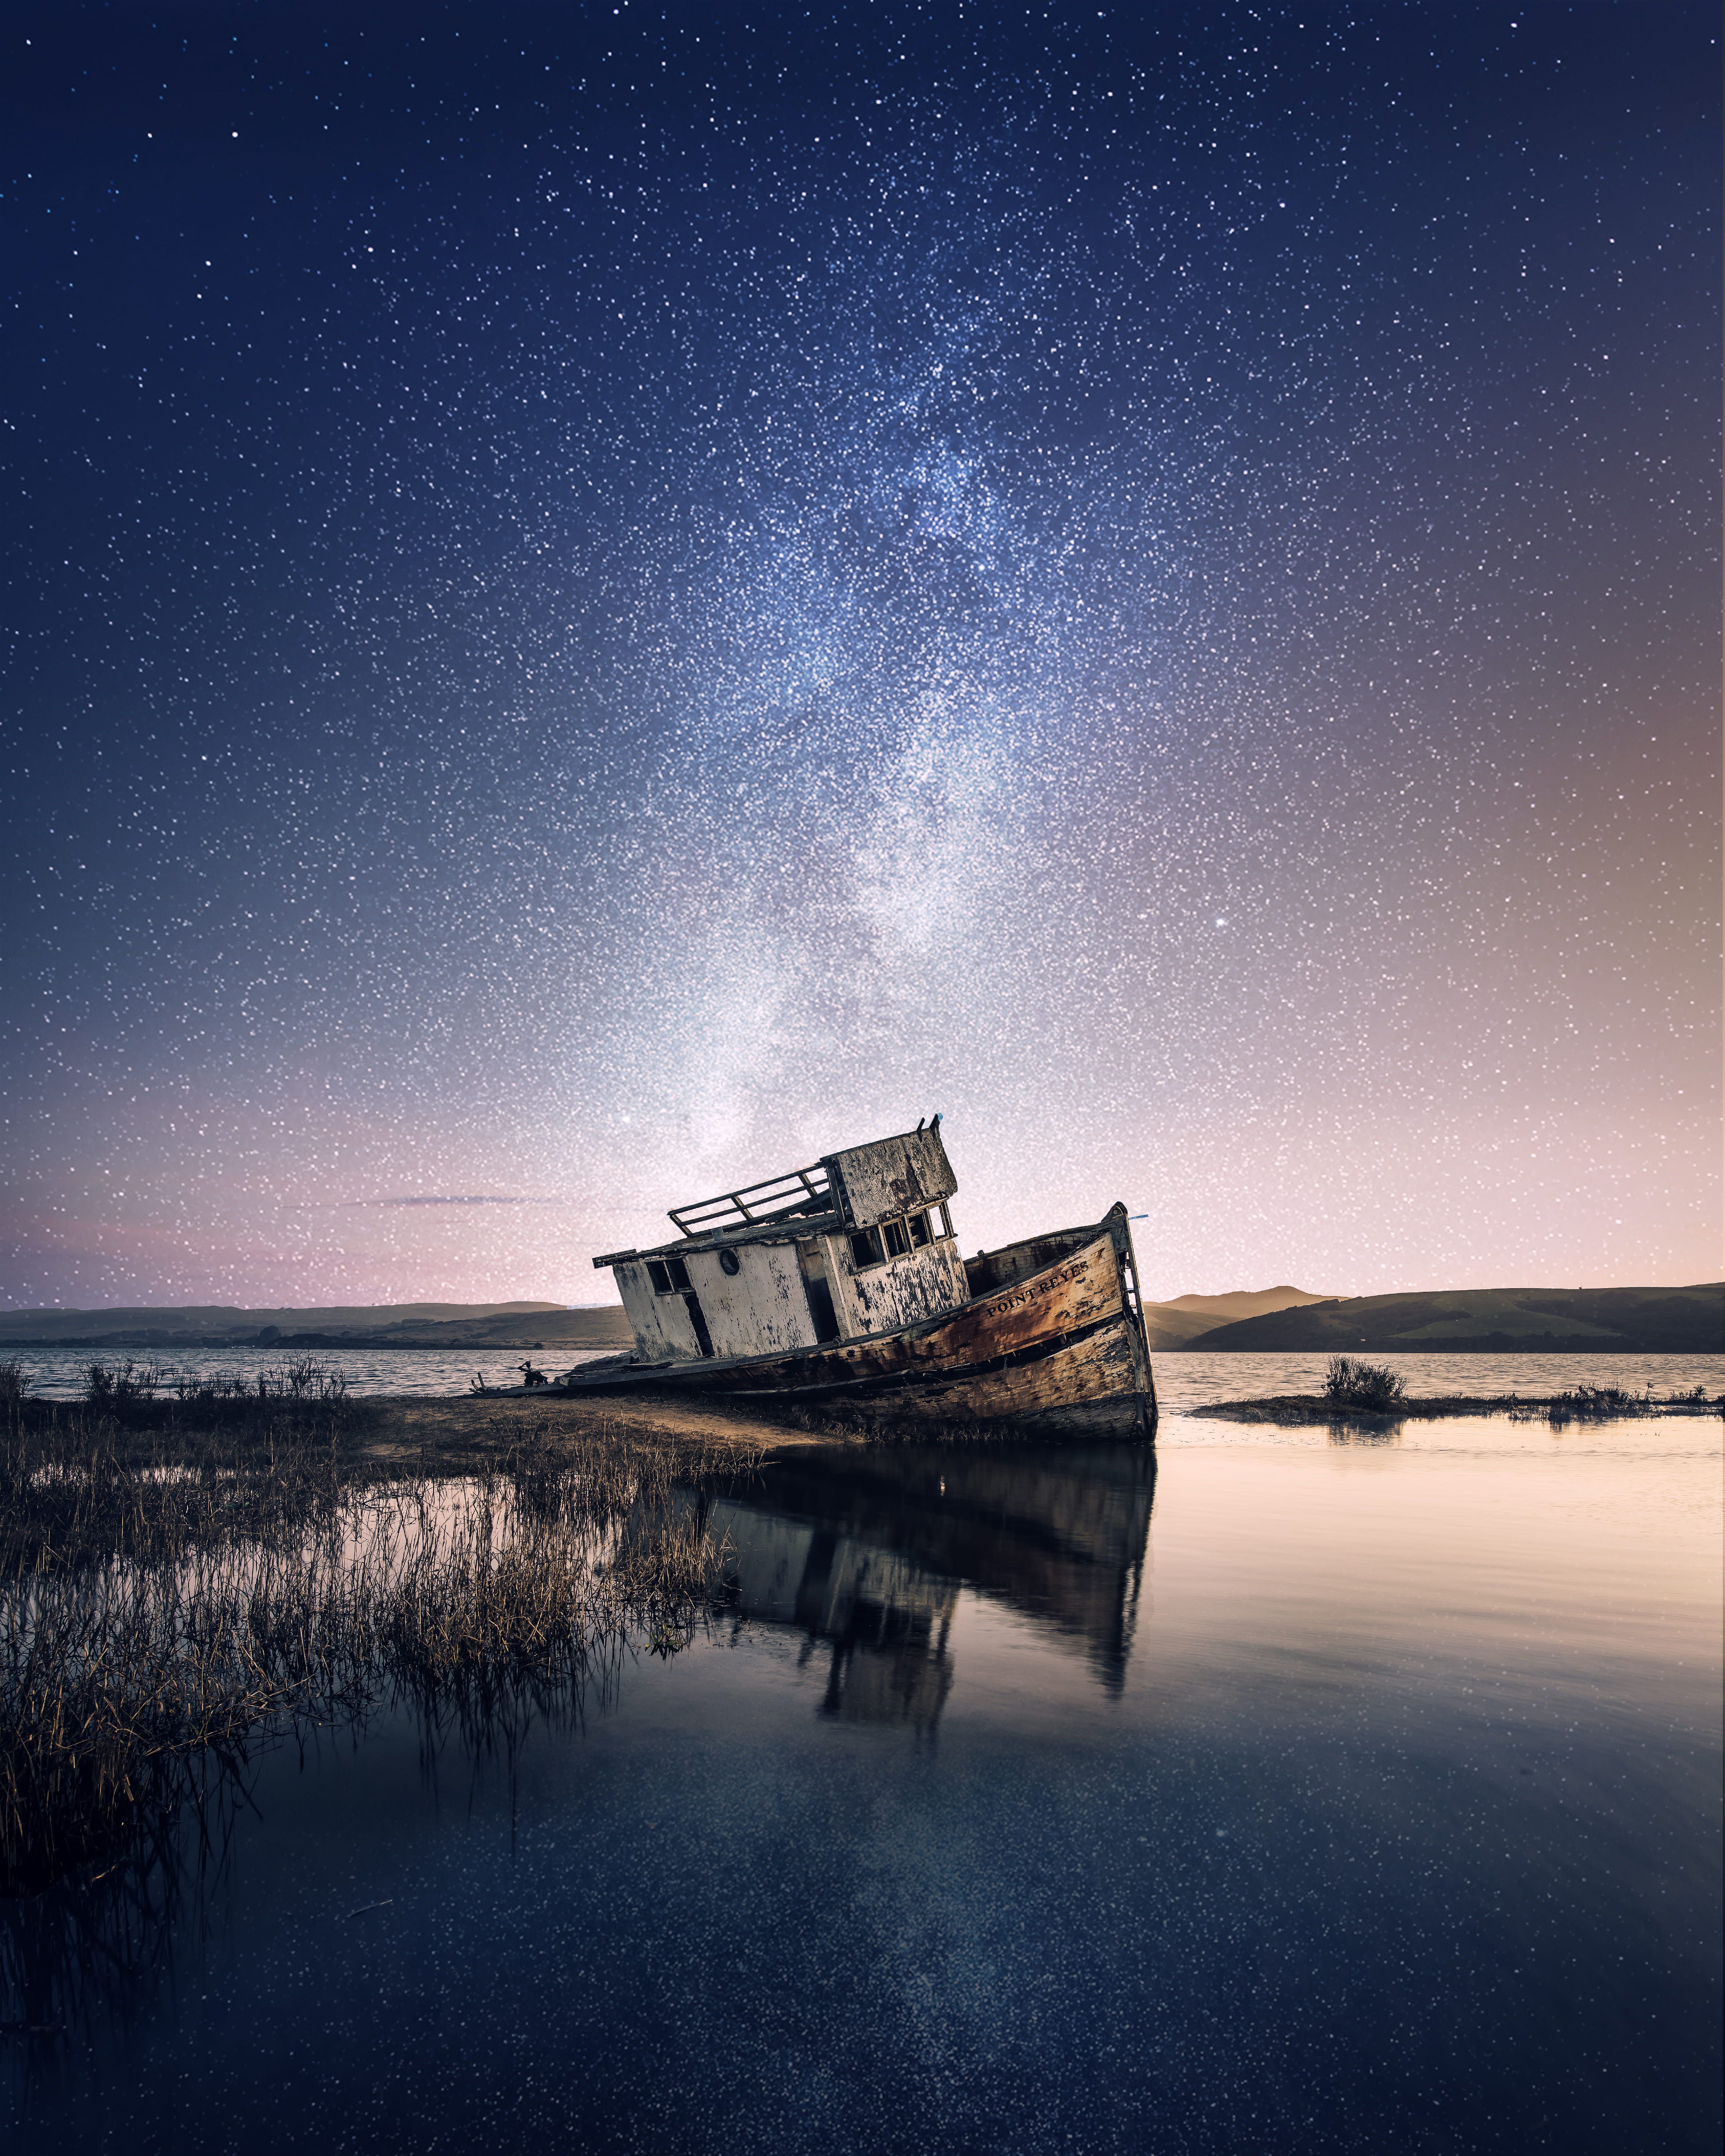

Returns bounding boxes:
[593,1120,967,1365]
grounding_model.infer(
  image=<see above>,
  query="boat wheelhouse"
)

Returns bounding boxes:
[595,1120,967,1365]
[559,1118,1157,1440]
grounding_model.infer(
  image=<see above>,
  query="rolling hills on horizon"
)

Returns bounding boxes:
[0,1284,1335,1355]
[3,1281,1718,1358]
[1180,1284,1724,1355]
[1138,1285,1336,1352]
[0,1301,628,1350]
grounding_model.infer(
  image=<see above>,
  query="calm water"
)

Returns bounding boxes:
[4,1401,1719,2154]
[12,1341,1724,1411]
[10,1342,620,1401]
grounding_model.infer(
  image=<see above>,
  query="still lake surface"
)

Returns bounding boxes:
[13,1340,1725,1413]
[5,1358,1720,2153]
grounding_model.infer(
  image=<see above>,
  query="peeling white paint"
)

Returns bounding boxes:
[826,1127,956,1228]
[682,1240,816,1359]
[614,1260,702,1362]
[825,1231,969,1340]
[604,1124,971,1365]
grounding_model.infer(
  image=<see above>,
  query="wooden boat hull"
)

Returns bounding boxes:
[552,1204,1157,1440]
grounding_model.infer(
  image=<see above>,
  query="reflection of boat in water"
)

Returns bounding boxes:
[714,1504,958,1730]
[551,1121,1157,1438]
[695,1441,1157,1729]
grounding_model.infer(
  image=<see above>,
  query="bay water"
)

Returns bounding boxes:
[12,1341,1723,1414]
[3,1358,1719,2152]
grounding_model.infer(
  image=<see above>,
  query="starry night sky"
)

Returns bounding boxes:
[1,1,1717,1310]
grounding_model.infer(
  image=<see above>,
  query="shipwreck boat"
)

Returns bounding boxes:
[546,1119,1156,1439]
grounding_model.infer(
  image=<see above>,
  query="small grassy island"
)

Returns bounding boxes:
[1191,1355,1719,1426]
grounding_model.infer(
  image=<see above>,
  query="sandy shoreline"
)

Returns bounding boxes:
[352,1387,852,1467]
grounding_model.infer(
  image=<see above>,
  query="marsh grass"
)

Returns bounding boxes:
[1322,1356,1408,1413]
[1,1377,363,1581]
[1,1374,754,1898]
[1541,1383,1650,1426]
[0,1744,238,2054]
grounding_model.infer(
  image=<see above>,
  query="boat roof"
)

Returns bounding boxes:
[593,1206,842,1270]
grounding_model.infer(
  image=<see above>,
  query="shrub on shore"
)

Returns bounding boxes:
[1322,1356,1407,1412]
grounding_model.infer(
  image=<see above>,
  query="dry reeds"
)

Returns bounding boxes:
[1,1380,751,1897]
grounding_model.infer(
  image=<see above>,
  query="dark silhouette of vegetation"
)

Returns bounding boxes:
[0,1365,754,1898]
[1322,1356,1407,1412]
[1543,1383,1647,1425]
[1196,1365,1716,1428]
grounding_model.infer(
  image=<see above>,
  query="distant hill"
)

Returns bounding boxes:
[0,1301,629,1350]
[1180,1284,1725,1354]
[266,1309,633,1350]
[1140,1285,1334,1353]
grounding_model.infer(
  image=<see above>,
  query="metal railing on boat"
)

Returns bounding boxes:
[668,1161,833,1237]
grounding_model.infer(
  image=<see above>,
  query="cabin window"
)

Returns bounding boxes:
[647,1260,673,1295]
[850,1216,944,1259]
[939,1202,953,1240]
[718,1246,741,1275]
[666,1257,693,1293]
[851,1213,950,1267]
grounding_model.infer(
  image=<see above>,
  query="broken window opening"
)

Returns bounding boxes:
[850,1211,954,1269]
[804,1273,840,1342]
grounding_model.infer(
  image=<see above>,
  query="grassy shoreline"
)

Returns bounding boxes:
[1188,1391,1721,1426]
[0,1364,792,1898]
